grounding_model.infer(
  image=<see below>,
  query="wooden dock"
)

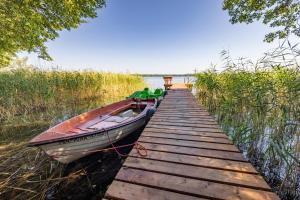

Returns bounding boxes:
[104,89,279,200]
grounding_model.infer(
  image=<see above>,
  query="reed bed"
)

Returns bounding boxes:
[195,43,300,199]
[0,60,146,199]
[0,61,145,126]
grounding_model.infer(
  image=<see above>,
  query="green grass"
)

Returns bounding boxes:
[195,66,299,199]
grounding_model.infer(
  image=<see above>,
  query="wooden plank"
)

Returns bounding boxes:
[152,116,217,122]
[153,113,215,118]
[164,107,203,108]
[139,142,246,161]
[115,168,280,200]
[164,93,196,97]
[154,113,211,117]
[154,112,208,116]
[154,114,211,118]
[156,110,207,113]
[163,95,193,97]
[124,157,269,189]
[162,97,194,99]
[160,99,196,102]
[129,150,256,174]
[158,105,203,107]
[165,96,194,97]
[147,124,223,133]
[164,95,194,97]
[161,98,196,100]
[157,108,204,110]
[161,99,195,101]
[105,181,205,200]
[152,115,216,121]
[159,103,199,106]
[154,113,211,116]
[139,136,239,152]
[158,107,201,110]
[151,118,218,125]
[158,104,202,107]
[142,131,232,144]
[154,112,211,115]
[152,115,215,120]
[158,106,206,108]
[159,104,199,107]
[143,127,227,138]
[148,121,220,129]
[159,106,205,108]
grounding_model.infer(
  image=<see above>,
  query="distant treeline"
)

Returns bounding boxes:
[136,74,194,77]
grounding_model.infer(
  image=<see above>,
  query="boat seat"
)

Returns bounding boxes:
[79,117,108,129]
[119,109,134,118]
[104,116,129,123]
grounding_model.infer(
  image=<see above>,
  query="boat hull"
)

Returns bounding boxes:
[40,116,146,164]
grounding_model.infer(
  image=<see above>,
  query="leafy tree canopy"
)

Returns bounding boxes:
[223,0,300,42]
[0,0,105,66]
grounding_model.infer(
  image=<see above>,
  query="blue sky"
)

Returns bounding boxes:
[21,0,289,74]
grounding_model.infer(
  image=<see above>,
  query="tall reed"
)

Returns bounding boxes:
[0,59,146,199]
[195,42,300,199]
[0,59,145,126]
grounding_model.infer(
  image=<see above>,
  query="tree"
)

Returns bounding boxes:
[223,0,300,42]
[0,0,106,66]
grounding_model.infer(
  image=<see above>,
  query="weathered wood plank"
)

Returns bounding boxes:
[157,110,206,113]
[115,168,280,200]
[139,136,239,152]
[153,114,215,123]
[143,127,227,138]
[158,104,203,107]
[151,117,218,125]
[152,116,217,122]
[153,114,215,118]
[139,142,246,161]
[158,104,199,107]
[124,157,269,189]
[154,112,211,115]
[142,131,232,144]
[156,108,207,111]
[148,121,220,129]
[105,181,205,200]
[146,124,223,133]
[129,150,256,173]
[153,113,211,117]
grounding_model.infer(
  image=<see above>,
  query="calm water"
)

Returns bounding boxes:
[143,76,195,89]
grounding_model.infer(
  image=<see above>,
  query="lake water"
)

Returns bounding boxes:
[143,76,195,89]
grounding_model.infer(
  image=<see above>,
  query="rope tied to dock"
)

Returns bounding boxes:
[105,129,147,157]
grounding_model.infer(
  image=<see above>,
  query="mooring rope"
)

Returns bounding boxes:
[104,129,147,157]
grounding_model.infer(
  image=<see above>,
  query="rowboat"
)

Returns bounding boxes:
[28,98,157,164]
